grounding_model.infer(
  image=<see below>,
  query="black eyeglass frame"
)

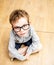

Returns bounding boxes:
[13,24,30,32]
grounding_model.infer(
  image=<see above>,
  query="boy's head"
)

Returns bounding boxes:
[9,9,29,24]
[9,9,30,37]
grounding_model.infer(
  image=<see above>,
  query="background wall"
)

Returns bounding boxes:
[0,0,54,65]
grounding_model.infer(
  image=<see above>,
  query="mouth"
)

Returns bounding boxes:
[20,33,25,35]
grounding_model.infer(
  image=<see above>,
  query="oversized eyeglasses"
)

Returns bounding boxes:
[13,24,30,32]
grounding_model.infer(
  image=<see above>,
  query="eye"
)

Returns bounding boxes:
[14,27,19,29]
[23,24,27,27]
[22,24,30,30]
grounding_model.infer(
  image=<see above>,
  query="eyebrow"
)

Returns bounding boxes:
[13,23,29,28]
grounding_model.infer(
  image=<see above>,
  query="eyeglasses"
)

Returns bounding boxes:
[13,24,30,32]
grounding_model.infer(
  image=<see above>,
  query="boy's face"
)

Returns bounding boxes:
[12,17,30,37]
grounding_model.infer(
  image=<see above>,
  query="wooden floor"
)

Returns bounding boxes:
[0,27,54,65]
[0,0,54,65]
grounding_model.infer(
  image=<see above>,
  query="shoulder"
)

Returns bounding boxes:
[10,29,15,37]
[29,25,36,34]
[30,25,39,39]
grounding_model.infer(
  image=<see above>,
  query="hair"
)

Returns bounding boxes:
[9,9,29,24]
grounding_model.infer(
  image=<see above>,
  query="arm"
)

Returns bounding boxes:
[8,31,26,61]
[26,26,42,55]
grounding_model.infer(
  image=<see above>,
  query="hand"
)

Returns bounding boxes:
[24,54,30,59]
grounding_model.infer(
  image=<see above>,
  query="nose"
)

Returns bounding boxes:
[20,28,24,32]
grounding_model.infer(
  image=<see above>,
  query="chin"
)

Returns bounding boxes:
[20,33,26,37]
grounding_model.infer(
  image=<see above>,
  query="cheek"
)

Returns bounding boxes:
[16,32,20,35]
[25,30,29,33]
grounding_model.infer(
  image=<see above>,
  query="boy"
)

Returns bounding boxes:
[8,9,42,61]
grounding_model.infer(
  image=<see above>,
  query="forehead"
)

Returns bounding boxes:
[12,17,28,27]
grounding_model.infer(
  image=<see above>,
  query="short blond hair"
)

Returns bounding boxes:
[9,9,29,24]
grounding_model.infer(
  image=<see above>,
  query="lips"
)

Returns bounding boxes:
[20,33,25,35]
